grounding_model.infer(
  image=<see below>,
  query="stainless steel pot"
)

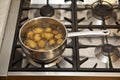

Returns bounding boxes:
[19,17,110,63]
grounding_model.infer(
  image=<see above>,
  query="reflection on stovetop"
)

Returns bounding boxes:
[19,48,73,68]
[28,9,120,25]
[78,28,120,68]
[9,0,120,72]
[28,3,120,25]
[15,37,73,68]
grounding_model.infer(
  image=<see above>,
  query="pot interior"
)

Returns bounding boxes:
[19,17,67,51]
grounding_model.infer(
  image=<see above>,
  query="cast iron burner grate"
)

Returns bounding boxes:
[9,0,77,71]
[9,0,120,72]
[95,44,120,63]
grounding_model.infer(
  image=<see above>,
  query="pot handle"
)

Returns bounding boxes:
[67,30,110,37]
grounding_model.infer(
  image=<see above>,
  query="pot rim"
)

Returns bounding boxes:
[19,17,68,52]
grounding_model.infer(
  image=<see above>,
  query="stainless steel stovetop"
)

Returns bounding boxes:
[1,0,120,76]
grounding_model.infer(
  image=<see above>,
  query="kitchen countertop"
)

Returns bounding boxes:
[0,0,11,76]
[0,0,21,76]
[0,76,120,80]
[0,0,11,51]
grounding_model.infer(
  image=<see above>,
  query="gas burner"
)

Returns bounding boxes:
[40,4,55,17]
[86,10,117,25]
[24,52,63,67]
[91,1,113,20]
[28,9,61,20]
[95,44,120,63]
[87,0,117,25]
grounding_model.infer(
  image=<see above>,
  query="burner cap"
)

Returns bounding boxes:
[40,5,55,17]
[95,44,120,63]
[93,5,112,17]
[91,1,113,19]
[102,44,114,54]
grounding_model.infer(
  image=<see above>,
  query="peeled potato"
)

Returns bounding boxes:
[33,27,43,34]
[45,27,52,32]
[55,33,62,39]
[34,34,41,41]
[25,40,37,49]
[42,32,53,40]
[57,39,63,45]
[53,30,59,35]
[49,39,55,46]
[27,31,34,39]
[38,40,46,48]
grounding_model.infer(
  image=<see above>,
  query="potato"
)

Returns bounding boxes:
[42,32,53,40]
[33,27,43,34]
[53,30,59,35]
[55,33,62,39]
[33,34,41,41]
[45,27,52,32]
[25,40,37,49]
[38,40,46,48]
[57,39,63,45]
[27,31,34,39]
[49,39,55,46]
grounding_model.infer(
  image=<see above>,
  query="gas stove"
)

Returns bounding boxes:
[1,0,120,76]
